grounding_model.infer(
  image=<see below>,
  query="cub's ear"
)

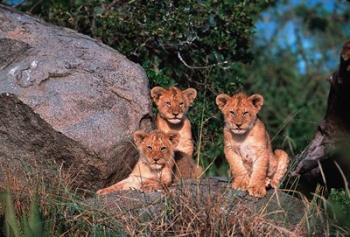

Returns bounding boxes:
[167,131,180,148]
[216,94,230,110]
[151,87,166,103]
[249,94,264,111]
[133,130,148,146]
[183,88,197,106]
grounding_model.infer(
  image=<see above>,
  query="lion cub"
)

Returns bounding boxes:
[96,130,179,195]
[216,92,289,197]
[151,86,203,179]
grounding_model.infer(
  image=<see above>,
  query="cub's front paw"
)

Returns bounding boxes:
[270,178,280,189]
[96,188,111,195]
[96,182,125,195]
[141,184,160,192]
[231,176,249,191]
[141,181,162,192]
[248,185,267,198]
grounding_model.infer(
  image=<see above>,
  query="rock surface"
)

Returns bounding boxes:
[91,178,307,236]
[0,93,104,191]
[0,5,152,186]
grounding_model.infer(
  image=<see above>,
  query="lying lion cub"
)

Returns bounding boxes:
[151,86,203,179]
[216,92,289,197]
[96,130,179,195]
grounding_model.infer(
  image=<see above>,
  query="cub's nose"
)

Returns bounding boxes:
[153,157,160,162]
[173,111,179,116]
[236,123,242,128]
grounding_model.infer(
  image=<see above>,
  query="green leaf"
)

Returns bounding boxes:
[28,195,43,237]
[0,191,21,237]
[21,217,34,237]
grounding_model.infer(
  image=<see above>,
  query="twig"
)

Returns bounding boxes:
[28,0,44,13]
[177,52,230,70]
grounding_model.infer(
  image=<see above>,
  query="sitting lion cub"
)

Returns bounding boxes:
[96,130,179,195]
[216,92,289,197]
[151,86,203,179]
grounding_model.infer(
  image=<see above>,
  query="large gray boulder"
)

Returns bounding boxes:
[0,93,104,191]
[0,5,152,189]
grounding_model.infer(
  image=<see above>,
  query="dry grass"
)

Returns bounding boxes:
[119,204,295,237]
[87,180,309,237]
[0,167,348,237]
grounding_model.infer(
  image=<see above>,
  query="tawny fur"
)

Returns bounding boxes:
[216,92,289,198]
[96,130,179,195]
[151,86,203,179]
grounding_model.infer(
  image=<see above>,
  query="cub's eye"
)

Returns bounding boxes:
[230,111,236,116]
[147,145,152,151]
[166,102,171,107]
[160,147,168,152]
[243,111,249,117]
[179,102,184,107]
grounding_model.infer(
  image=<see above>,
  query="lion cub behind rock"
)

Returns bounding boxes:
[151,86,203,180]
[96,130,179,195]
[216,92,289,198]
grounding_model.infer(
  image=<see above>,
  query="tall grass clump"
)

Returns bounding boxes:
[0,191,45,237]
